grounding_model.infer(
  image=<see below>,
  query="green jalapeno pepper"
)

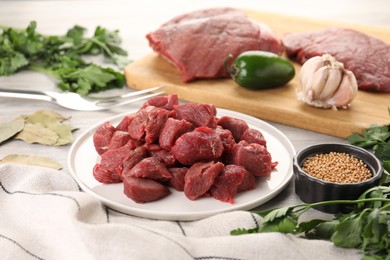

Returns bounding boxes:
[225,50,295,89]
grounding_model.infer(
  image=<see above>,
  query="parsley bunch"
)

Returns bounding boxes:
[0,21,130,95]
[347,107,390,177]
[231,109,390,259]
[232,186,390,258]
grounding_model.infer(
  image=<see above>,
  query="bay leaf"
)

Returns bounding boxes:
[15,122,59,145]
[21,109,69,125]
[16,110,73,146]
[0,154,63,170]
[0,119,24,144]
[46,121,74,146]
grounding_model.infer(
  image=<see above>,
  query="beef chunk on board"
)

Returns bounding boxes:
[184,161,225,200]
[146,7,283,82]
[171,126,224,165]
[123,176,171,203]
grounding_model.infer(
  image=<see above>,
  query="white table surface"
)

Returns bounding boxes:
[0,0,388,211]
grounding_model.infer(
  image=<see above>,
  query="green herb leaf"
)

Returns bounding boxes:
[0,21,130,95]
[57,64,124,95]
[331,213,365,248]
[300,219,338,239]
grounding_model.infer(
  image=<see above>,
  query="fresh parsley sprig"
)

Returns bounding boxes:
[0,21,130,95]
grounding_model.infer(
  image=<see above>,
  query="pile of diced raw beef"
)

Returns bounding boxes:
[93,94,277,204]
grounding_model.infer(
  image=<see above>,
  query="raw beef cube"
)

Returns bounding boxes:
[123,176,171,203]
[171,126,224,165]
[168,167,188,191]
[93,121,116,155]
[93,141,135,183]
[159,118,193,150]
[122,146,148,177]
[228,141,277,177]
[174,103,217,128]
[215,126,236,153]
[209,165,246,203]
[149,149,176,168]
[237,168,256,192]
[127,157,172,182]
[217,116,249,142]
[146,7,283,82]
[142,94,179,110]
[128,106,169,143]
[115,114,135,132]
[93,164,122,184]
[184,161,224,200]
[107,131,133,150]
[240,128,267,147]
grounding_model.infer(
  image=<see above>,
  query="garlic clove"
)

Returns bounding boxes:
[311,66,329,99]
[327,71,358,107]
[317,67,342,100]
[299,56,325,93]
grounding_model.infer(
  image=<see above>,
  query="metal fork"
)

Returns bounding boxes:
[0,86,166,111]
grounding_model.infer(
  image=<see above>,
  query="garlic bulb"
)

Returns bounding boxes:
[297,54,358,110]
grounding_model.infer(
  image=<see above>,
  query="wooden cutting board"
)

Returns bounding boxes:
[124,9,390,138]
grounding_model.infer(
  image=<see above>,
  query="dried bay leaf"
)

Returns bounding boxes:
[15,122,59,145]
[0,119,24,144]
[20,110,69,125]
[16,110,74,146]
[44,121,74,146]
[0,154,63,170]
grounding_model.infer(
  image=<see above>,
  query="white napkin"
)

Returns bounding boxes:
[0,164,361,260]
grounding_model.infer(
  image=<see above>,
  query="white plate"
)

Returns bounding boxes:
[68,108,295,221]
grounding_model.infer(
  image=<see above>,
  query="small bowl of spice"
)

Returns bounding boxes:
[293,143,383,213]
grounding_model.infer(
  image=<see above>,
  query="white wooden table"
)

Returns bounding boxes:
[0,0,388,211]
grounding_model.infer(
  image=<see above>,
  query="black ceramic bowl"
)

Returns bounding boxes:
[293,143,383,214]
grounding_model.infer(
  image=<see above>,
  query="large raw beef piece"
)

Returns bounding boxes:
[146,7,283,82]
[282,27,390,92]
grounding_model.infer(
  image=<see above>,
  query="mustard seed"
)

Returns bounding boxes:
[301,152,372,184]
